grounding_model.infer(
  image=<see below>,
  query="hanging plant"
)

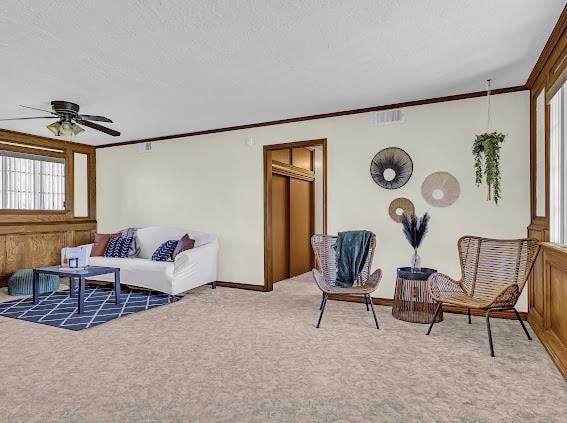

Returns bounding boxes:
[473,131,505,204]
[473,79,506,204]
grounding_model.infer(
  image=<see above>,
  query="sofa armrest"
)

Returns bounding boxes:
[173,241,219,278]
[66,243,94,259]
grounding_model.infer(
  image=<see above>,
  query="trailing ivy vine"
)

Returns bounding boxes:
[473,132,505,204]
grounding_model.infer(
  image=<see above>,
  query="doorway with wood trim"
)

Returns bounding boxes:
[264,139,327,291]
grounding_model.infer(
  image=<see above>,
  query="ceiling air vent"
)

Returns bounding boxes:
[375,109,404,127]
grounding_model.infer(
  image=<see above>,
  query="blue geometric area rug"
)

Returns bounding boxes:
[0,285,183,331]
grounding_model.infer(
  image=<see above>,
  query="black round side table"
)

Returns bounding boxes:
[392,267,442,324]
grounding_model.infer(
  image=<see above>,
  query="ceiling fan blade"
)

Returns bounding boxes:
[0,116,56,121]
[76,119,120,136]
[78,114,113,123]
[19,105,57,115]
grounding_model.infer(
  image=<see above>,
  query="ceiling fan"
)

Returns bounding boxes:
[0,101,120,137]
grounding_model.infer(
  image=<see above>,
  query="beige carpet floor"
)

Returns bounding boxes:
[0,274,565,422]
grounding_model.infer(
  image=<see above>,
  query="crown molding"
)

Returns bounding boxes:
[526,3,567,89]
[97,85,527,149]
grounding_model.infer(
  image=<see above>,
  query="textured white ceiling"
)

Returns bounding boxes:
[0,0,564,145]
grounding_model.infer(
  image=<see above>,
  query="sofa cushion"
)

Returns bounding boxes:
[172,234,195,260]
[91,232,121,256]
[136,226,214,259]
[120,227,140,257]
[151,240,178,261]
[104,237,133,258]
[88,256,175,293]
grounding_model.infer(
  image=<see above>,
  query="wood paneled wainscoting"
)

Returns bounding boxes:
[528,243,567,380]
[0,221,96,286]
[527,222,548,334]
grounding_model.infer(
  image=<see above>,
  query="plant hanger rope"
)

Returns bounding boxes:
[472,78,506,204]
[486,79,492,131]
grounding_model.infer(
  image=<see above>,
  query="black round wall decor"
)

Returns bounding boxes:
[370,147,413,189]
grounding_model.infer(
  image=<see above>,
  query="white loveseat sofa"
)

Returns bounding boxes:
[85,226,219,295]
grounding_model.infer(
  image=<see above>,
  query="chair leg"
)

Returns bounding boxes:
[316,293,328,328]
[319,293,325,310]
[366,294,379,330]
[513,308,532,340]
[426,302,443,335]
[486,309,495,357]
[364,294,369,311]
[468,308,472,324]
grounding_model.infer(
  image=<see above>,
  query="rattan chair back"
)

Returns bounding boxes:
[458,236,540,302]
[311,234,376,288]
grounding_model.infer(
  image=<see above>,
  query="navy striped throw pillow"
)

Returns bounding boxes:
[152,240,179,261]
[103,237,133,258]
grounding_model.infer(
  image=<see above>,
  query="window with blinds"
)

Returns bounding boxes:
[550,80,567,244]
[0,151,65,210]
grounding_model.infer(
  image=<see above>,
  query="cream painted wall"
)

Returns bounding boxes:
[97,91,531,310]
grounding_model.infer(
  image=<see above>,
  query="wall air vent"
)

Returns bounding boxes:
[375,109,404,127]
[140,142,152,152]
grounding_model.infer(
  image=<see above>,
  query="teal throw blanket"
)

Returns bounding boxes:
[333,230,374,287]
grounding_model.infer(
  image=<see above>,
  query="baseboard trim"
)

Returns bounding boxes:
[327,293,528,320]
[214,281,268,291]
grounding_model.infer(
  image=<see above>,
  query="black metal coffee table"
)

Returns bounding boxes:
[32,266,121,314]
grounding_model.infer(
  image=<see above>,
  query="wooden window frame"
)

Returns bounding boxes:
[528,10,567,237]
[0,129,96,224]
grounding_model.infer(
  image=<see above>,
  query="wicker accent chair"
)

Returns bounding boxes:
[426,236,540,356]
[311,234,383,329]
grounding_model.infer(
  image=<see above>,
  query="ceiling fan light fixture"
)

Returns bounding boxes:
[71,122,85,135]
[60,120,73,133]
[46,121,61,136]
[46,120,84,137]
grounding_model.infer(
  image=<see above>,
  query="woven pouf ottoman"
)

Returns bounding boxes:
[8,269,60,296]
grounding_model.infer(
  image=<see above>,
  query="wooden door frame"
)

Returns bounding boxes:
[264,138,327,291]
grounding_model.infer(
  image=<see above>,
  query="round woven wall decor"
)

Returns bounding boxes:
[370,147,413,189]
[421,171,460,207]
[388,197,415,223]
